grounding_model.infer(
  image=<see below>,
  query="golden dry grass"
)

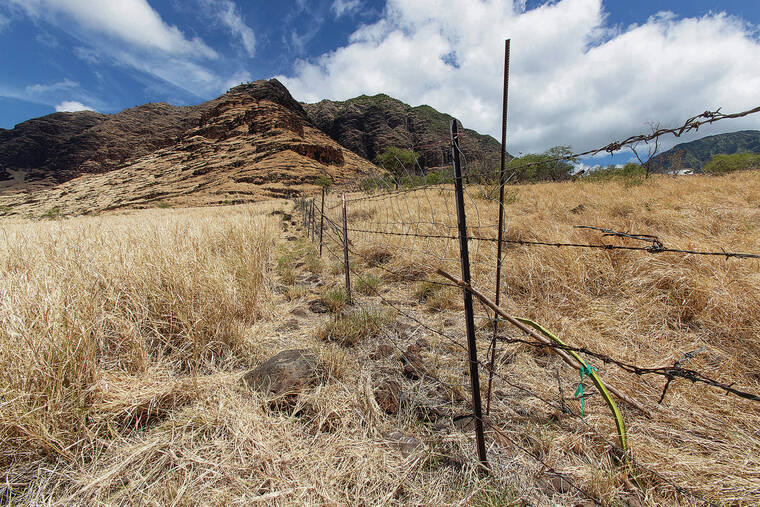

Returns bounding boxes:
[319,171,760,505]
[0,202,510,506]
[3,172,760,505]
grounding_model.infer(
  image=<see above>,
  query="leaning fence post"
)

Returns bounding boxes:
[319,187,325,256]
[451,119,490,472]
[487,38,511,415]
[341,193,352,303]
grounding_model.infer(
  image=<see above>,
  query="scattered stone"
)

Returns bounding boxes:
[415,337,431,350]
[276,318,301,332]
[570,203,585,214]
[452,414,475,431]
[401,392,451,423]
[413,400,447,422]
[285,235,298,242]
[308,299,330,314]
[406,342,422,356]
[382,431,423,458]
[290,307,309,319]
[373,379,401,414]
[400,348,426,380]
[243,349,321,397]
[550,476,573,494]
[369,343,394,360]
[623,497,645,507]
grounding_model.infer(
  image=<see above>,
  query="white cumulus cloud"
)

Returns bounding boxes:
[9,0,238,98]
[9,0,216,57]
[280,0,760,155]
[55,100,96,112]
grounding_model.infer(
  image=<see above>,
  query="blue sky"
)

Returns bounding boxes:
[1,0,759,164]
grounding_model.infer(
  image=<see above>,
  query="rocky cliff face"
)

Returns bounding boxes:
[303,94,505,172]
[0,103,205,183]
[0,79,375,217]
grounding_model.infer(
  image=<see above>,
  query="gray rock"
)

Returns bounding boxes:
[243,349,321,396]
[382,431,423,458]
[308,299,330,314]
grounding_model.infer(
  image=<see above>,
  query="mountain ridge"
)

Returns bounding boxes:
[651,130,760,172]
[303,94,504,172]
[0,79,375,216]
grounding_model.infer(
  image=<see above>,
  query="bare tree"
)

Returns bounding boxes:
[629,122,662,179]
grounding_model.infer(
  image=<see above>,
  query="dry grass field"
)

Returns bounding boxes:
[2,171,760,505]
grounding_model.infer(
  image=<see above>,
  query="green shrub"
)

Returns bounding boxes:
[317,308,394,346]
[321,287,349,313]
[314,175,333,191]
[39,207,62,220]
[584,163,645,185]
[703,152,760,175]
[356,273,381,295]
[375,147,419,176]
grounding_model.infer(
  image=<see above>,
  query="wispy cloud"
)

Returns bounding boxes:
[0,12,10,32]
[25,79,79,95]
[9,0,217,58]
[55,100,96,112]
[9,0,232,98]
[332,0,361,17]
[212,0,256,57]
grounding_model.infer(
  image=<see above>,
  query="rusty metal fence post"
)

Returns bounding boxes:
[487,38,511,415]
[319,187,325,256]
[341,193,352,303]
[451,119,490,472]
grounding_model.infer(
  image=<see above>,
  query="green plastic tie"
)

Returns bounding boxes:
[574,362,597,416]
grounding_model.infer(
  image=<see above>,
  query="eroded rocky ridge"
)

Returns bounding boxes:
[303,94,505,171]
[0,79,375,216]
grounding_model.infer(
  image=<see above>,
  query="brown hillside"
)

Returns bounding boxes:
[0,79,376,217]
[0,104,204,183]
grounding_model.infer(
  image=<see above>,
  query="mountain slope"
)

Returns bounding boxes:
[0,104,207,184]
[651,130,760,172]
[0,79,375,217]
[303,94,505,172]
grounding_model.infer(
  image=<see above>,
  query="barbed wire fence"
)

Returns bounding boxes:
[294,103,760,504]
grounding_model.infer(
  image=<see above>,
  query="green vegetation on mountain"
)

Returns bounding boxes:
[703,152,760,175]
[651,130,760,172]
[506,146,576,183]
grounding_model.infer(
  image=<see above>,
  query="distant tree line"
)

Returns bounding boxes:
[362,145,760,193]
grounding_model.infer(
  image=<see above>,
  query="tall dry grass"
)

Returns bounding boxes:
[4,172,760,505]
[0,204,278,500]
[326,171,760,504]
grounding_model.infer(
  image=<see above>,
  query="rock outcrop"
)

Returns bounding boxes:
[0,79,376,216]
[0,104,204,183]
[243,349,322,397]
[303,94,506,171]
